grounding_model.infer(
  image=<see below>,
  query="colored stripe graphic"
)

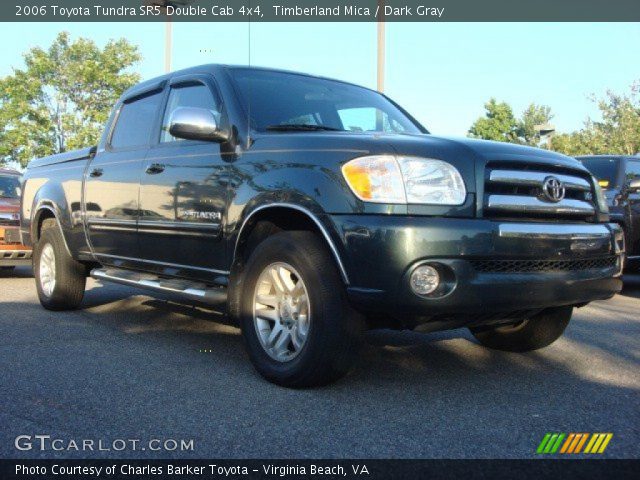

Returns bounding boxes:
[567,433,583,453]
[544,434,559,453]
[536,433,565,454]
[597,434,613,453]
[574,433,589,453]
[560,433,575,453]
[550,433,565,453]
[584,434,599,453]
[537,433,552,454]
[539,433,613,454]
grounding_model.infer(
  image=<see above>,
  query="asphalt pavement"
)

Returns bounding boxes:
[1,266,638,459]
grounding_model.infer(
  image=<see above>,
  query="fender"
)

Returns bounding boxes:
[232,202,350,285]
[22,164,89,257]
[30,203,73,257]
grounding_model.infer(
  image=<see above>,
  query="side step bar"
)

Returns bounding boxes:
[90,268,227,305]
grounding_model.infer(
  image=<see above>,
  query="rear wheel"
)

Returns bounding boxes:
[34,219,86,310]
[470,306,573,352]
[239,231,363,387]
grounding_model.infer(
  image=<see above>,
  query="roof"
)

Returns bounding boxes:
[120,64,378,101]
[576,155,639,160]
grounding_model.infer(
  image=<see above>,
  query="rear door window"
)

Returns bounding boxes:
[110,92,163,149]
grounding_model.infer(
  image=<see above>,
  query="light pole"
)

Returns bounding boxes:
[165,19,173,72]
[535,124,556,150]
[533,123,556,150]
[377,0,385,92]
[147,0,195,73]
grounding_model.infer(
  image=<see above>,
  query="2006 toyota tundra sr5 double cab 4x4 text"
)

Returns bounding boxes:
[21,65,624,387]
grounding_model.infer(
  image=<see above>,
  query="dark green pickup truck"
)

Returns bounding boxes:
[21,65,624,386]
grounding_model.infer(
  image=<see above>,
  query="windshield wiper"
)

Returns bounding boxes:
[265,124,343,132]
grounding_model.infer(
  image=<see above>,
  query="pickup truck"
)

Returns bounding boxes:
[21,65,624,387]
[1,168,32,270]
[577,155,640,271]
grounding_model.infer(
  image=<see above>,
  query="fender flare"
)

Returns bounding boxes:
[233,203,350,285]
[32,203,73,257]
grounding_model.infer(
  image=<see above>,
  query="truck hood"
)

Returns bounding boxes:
[251,132,587,194]
[253,131,583,169]
[383,134,584,170]
[0,197,20,214]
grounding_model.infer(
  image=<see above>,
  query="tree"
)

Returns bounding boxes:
[592,86,640,155]
[468,98,519,143]
[517,103,553,147]
[468,99,555,147]
[551,83,640,156]
[0,32,141,168]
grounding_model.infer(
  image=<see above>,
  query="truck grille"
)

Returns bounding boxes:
[470,256,617,273]
[483,162,596,221]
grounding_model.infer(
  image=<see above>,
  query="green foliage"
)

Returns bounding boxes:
[468,99,553,147]
[517,103,554,146]
[0,32,141,168]
[551,84,640,156]
[468,98,519,143]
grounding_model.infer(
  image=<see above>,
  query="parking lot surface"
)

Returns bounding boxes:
[1,267,638,458]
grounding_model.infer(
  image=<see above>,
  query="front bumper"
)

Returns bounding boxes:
[330,215,624,326]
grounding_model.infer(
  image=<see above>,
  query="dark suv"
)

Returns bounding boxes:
[577,155,640,269]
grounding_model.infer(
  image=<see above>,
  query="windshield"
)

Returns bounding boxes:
[577,157,620,189]
[0,175,20,198]
[229,68,424,134]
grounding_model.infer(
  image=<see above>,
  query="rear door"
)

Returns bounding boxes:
[84,87,163,260]
[137,74,229,278]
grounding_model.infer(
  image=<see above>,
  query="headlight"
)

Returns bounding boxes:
[592,176,609,214]
[341,155,466,205]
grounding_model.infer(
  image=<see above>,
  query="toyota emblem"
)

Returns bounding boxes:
[542,176,565,203]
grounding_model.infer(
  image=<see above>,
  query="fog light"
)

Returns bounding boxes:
[410,265,440,296]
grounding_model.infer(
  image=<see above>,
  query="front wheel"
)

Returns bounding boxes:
[34,219,86,310]
[470,306,573,352]
[239,231,363,388]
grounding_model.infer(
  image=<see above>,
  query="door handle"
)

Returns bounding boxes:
[89,168,103,178]
[145,163,165,175]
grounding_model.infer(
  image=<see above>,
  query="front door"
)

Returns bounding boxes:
[84,90,163,260]
[137,75,228,279]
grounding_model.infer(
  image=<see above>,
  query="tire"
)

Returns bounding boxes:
[470,306,573,352]
[34,219,86,310]
[239,231,363,387]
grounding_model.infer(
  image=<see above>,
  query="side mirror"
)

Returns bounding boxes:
[628,178,640,193]
[168,107,227,142]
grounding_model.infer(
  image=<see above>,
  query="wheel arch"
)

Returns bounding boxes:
[31,204,73,257]
[232,203,349,285]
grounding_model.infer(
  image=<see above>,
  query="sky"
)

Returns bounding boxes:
[0,21,638,136]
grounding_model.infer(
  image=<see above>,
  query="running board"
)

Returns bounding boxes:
[90,268,227,305]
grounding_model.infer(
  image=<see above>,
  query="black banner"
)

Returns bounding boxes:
[1,459,639,480]
[4,0,640,22]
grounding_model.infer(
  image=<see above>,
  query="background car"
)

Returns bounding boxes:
[577,155,640,271]
[0,168,32,271]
